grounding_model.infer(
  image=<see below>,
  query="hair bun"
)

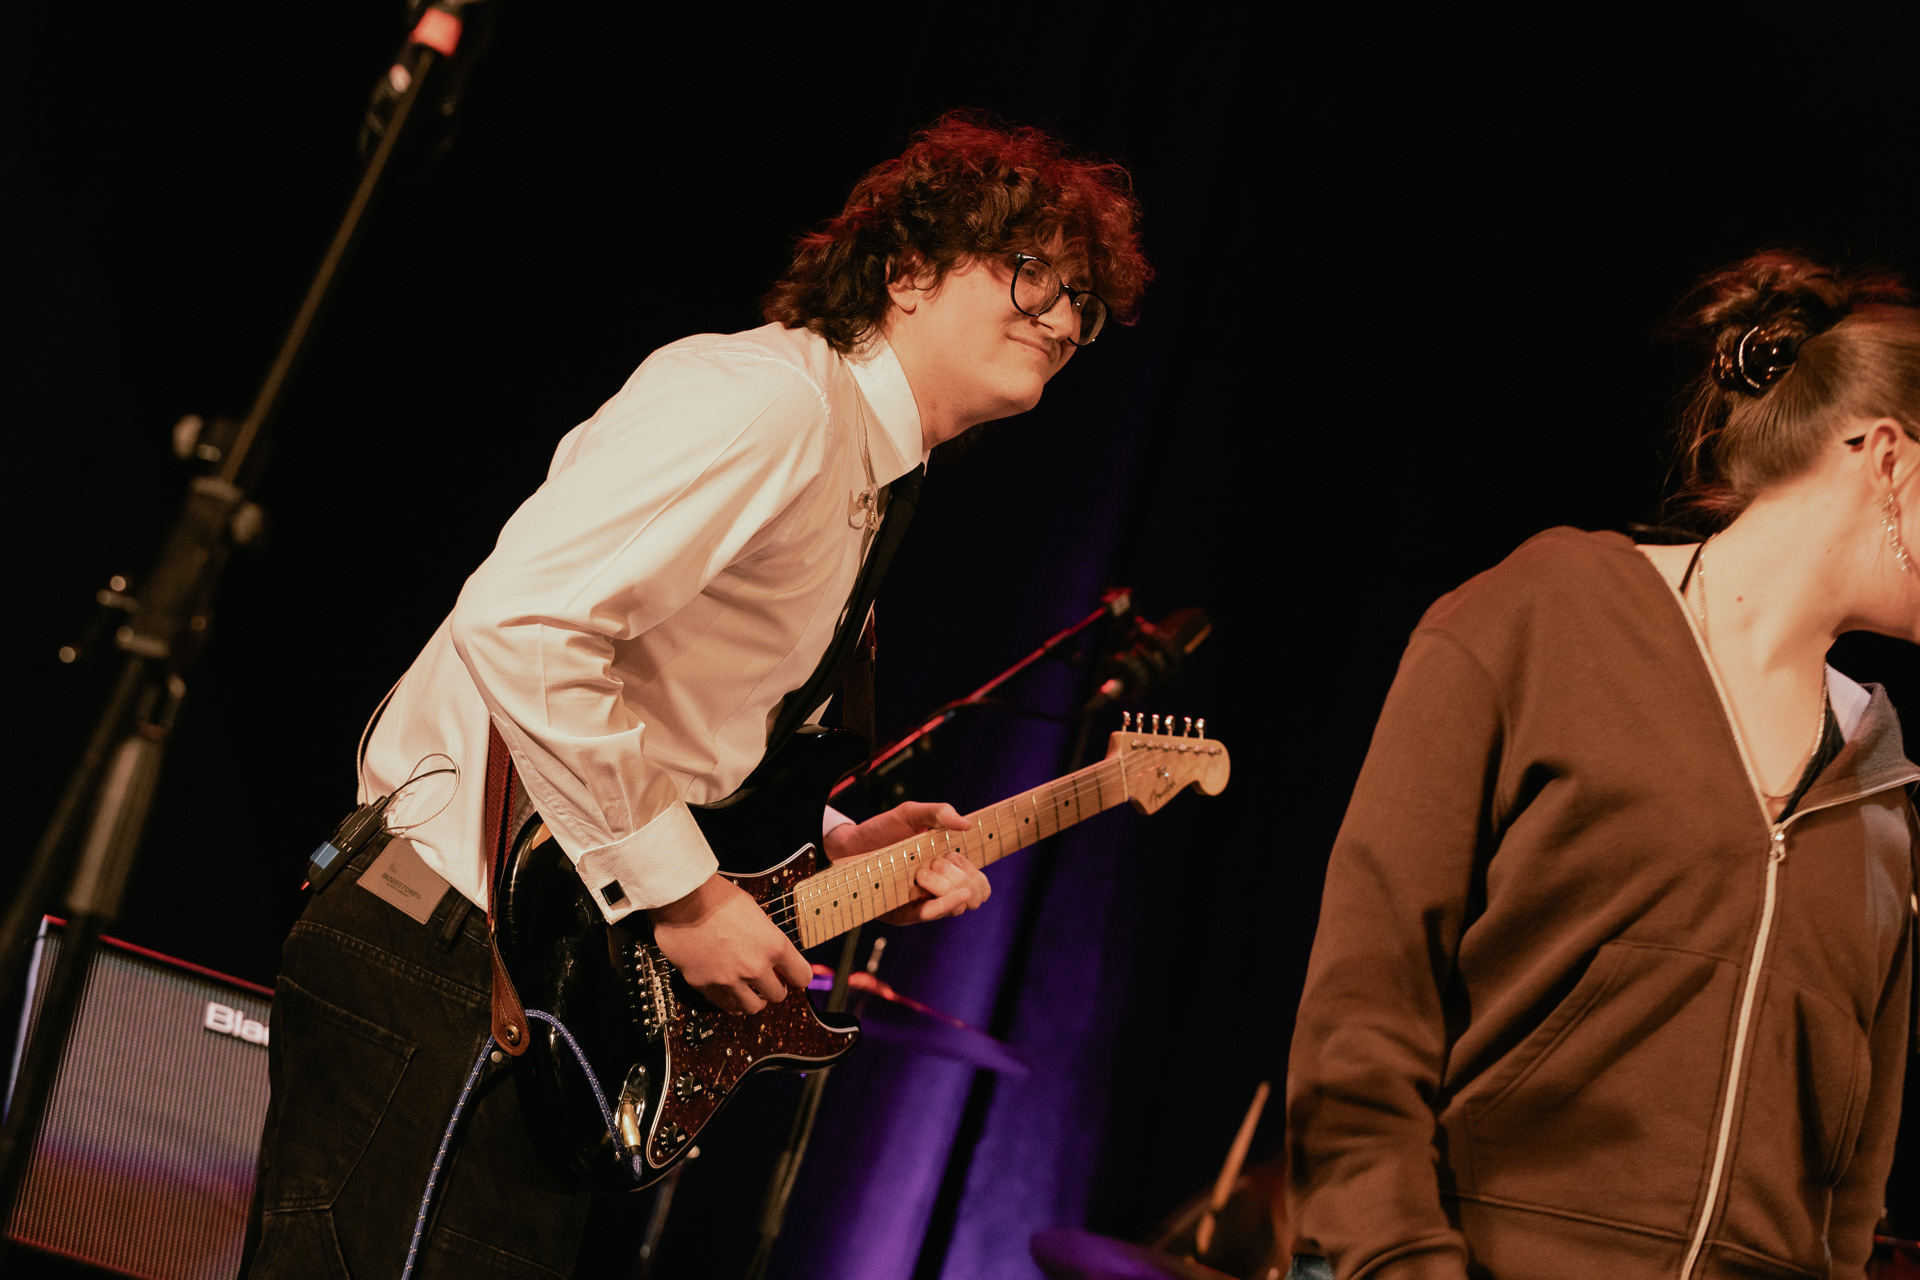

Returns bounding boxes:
[1680,251,1911,398]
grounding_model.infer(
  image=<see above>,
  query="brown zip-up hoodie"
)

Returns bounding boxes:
[1287,528,1917,1280]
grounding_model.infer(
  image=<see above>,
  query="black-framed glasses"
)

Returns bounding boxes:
[1010,252,1109,347]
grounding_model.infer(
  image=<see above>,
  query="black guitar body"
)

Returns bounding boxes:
[495,726,871,1193]
[686,725,872,877]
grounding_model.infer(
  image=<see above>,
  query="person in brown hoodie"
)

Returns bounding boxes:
[1286,251,1920,1280]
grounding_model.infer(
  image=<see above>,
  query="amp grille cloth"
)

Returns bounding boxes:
[6,923,271,1280]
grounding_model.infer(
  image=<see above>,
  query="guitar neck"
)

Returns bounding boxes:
[791,755,1129,950]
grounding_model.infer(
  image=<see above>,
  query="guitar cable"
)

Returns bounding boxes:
[402,1008,641,1280]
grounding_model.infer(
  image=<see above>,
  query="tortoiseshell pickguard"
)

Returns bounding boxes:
[643,852,861,1168]
[501,725,876,1190]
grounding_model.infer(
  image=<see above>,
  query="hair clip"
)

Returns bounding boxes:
[1716,324,1801,396]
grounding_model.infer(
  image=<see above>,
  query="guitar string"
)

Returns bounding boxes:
[768,755,1120,934]
[770,751,1146,938]
[785,744,1185,932]
[610,756,1183,1184]
[633,759,1128,979]
[629,742,1212,983]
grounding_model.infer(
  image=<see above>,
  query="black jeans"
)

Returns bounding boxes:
[240,845,593,1278]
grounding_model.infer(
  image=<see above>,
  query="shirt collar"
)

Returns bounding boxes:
[844,337,930,483]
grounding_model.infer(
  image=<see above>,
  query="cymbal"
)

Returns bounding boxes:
[806,965,1030,1076]
[1030,1228,1238,1280]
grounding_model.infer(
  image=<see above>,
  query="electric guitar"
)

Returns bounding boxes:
[493,714,1230,1192]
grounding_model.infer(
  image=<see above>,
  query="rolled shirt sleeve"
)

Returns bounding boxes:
[448,347,831,915]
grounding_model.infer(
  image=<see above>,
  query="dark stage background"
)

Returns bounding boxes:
[4,5,1918,1277]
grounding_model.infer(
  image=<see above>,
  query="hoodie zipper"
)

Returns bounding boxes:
[1659,560,1919,1278]
[1675,809,1782,1280]
[1674,776,1916,1280]
[1656,558,1802,1280]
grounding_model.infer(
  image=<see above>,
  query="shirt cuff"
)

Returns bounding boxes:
[823,805,856,841]
[574,802,719,920]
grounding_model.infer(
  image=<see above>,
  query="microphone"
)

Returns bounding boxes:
[1082,606,1213,712]
[359,1,482,159]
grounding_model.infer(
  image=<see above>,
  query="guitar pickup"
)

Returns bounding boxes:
[671,1073,708,1102]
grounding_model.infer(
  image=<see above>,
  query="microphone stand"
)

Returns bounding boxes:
[741,925,866,1280]
[830,587,1134,802]
[0,5,487,1241]
[735,591,1132,1277]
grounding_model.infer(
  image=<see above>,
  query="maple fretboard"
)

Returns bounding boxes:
[791,754,1130,949]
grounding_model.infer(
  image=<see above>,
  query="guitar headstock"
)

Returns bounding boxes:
[1105,712,1231,814]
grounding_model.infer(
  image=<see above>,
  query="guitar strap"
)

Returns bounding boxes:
[479,462,925,1056]
[483,723,529,1053]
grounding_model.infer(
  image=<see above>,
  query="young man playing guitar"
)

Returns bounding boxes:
[241,113,1149,1278]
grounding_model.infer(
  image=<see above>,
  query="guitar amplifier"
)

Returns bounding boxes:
[5,918,272,1279]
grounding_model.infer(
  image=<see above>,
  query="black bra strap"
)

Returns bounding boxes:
[1678,541,1706,595]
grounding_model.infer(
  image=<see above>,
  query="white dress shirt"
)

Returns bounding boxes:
[360,323,927,920]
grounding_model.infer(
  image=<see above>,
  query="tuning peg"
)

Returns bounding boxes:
[1121,711,1132,731]
[1183,716,1193,737]
[1196,718,1206,739]
[1151,714,1161,734]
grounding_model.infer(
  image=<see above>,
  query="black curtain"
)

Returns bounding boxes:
[3,5,1914,1277]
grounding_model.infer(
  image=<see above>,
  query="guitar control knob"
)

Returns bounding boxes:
[672,1073,708,1102]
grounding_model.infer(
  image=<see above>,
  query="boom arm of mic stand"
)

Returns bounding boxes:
[831,589,1131,800]
[0,28,454,1236]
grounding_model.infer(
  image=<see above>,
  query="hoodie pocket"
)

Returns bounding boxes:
[1715,974,1870,1271]
[1442,939,1740,1236]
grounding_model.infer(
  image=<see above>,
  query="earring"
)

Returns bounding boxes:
[1885,493,1914,573]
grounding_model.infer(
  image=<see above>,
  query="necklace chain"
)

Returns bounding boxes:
[1692,538,1828,802]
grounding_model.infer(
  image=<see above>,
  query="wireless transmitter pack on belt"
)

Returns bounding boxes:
[305,796,393,892]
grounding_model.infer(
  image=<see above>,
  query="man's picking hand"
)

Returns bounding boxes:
[648,874,813,1014]
[824,800,990,925]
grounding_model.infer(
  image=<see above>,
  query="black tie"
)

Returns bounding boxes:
[753,464,924,769]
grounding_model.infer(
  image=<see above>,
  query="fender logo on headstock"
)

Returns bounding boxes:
[1111,712,1230,815]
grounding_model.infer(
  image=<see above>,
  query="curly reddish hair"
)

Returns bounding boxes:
[763,111,1151,352]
